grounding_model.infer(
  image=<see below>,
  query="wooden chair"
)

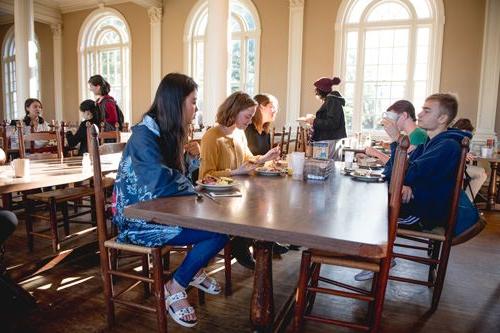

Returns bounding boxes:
[389,137,473,312]
[20,121,96,252]
[88,123,173,333]
[98,122,120,145]
[294,126,311,153]
[292,135,410,332]
[17,121,63,159]
[271,126,291,158]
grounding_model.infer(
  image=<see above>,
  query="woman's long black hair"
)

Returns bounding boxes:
[145,73,197,172]
[88,75,111,96]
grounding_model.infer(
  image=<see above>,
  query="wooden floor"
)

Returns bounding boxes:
[1,209,499,332]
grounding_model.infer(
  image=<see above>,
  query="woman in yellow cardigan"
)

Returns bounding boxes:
[199,91,280,179]
[199,91,280,269]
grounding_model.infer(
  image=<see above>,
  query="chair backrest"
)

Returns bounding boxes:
[17,121,63,159]
[0,120,7,154]
[444,137,470,240]
[88,123,110,248]
[99,122,120,145]
[271,126,291,157]
[387,135,410,254]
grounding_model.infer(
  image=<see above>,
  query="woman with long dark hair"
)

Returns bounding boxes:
[244,93,278,155]
[88,74,121,130]
[112,73,228,328]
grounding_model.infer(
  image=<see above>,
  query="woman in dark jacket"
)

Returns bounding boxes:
[66,100,99,155]
[307,76,347,159]
[244,93,278,155]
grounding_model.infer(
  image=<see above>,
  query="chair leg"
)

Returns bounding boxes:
[224,242,232,296]
[48,198,59,252]
[370,258,391,333]
[430,242,452,313]
[62,202,70,236]
[428,241,442,284]
[151,248,168,333]
[368,272,380,326]
[292,251,312,333]
[90,195,97,227]
[163,250,171,270]
[24,198,35,252]
[305,262,321,315]
[109,248,118,285]
[142,254,151,297]
[198,289,206,305]
[102,248,116,327]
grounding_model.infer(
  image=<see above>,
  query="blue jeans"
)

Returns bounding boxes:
[166,228,229,288]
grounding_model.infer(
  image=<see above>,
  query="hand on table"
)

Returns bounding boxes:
[231,161,258,175]
[260,146,281,163]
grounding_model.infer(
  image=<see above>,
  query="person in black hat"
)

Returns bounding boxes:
[306,76,347,159]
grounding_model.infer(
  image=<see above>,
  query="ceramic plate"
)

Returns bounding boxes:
[255,167,283,176]
[196,180,238,191]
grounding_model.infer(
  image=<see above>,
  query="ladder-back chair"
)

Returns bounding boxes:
[271,126,291,157]
[17,121,63,159]
[293,135,410,332]
[389,137,483,312]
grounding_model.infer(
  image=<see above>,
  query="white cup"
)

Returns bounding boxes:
[291,152,305,180]
[10,158,30,178]
[382,111,399,121]
[481,146,493,158]
[344,151,355,169]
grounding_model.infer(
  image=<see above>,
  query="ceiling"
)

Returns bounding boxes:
[0,0,162,24]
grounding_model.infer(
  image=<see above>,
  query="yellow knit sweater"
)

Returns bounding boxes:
[199,126,255,179]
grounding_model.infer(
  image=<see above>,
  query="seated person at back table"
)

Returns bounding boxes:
[8,98,50,150]
[112,73,229,328]
[66,99,99,155]
[355,93,471,282]
[199,91,280,269]
[361,100,427,164]
[452,118,487,201]
[244,93,279,155]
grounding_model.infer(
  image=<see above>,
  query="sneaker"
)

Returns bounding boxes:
[354,259,397,281]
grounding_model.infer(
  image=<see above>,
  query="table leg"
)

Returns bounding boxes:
[487,162,498,210]
[250,241,274,332]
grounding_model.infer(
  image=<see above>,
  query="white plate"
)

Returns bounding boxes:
[255,167,283,176]
[351,174,385,182]
[196,180,238,191]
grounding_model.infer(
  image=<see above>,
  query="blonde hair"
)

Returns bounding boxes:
[252,93,278,134]
[216,91,257,127]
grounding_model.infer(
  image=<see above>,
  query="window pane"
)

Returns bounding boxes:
[367,3,410,22]
[230,40,241,90]
[246,38,256,95]
[231,1,256,31]
[347,0,371,23]
[231,16,241,32]
[409,0,431,18]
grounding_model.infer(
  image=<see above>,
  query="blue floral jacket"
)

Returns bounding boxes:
[112,115,197,247]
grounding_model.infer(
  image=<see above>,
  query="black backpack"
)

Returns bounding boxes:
[98,97,124,131]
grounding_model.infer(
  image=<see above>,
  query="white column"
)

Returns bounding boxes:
[204,0,230,126]
[474,0,500,143]
[285,0,305,126]
[51,24,63,121]
[148,6,162,102]
[14,0,35,118]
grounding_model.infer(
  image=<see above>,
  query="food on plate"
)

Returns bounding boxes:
[201,175,234,185]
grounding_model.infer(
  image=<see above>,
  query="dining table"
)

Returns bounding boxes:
[124,162,389,332]
[0,154,122,207]
[476,154,500,210]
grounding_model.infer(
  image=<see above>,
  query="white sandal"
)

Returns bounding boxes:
[165,288,197,328]
[189,271,221,295]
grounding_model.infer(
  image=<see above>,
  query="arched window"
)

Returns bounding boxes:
[1,26,41,120]
[334,0,444,133]
[185,0,261,112]
[78,9,131,122]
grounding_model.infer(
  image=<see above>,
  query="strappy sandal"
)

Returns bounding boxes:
[165,288,197,328]
[189,271,221,295]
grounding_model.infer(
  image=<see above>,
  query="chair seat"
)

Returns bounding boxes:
[309,249,381,272]
[27,187,95,203]
[104,236,172,255]
[397,226,446,241]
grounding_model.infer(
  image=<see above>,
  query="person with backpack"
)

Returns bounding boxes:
[88,75,124,131]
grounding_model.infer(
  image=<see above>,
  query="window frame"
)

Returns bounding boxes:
[184,0,261,112]
[334,0,445,135]
[77,8,131,123]
[1,26,41,120]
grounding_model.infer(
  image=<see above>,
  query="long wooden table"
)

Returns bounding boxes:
[477,154,500,210]
[124,163,388,332]
[0,154,121,194]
